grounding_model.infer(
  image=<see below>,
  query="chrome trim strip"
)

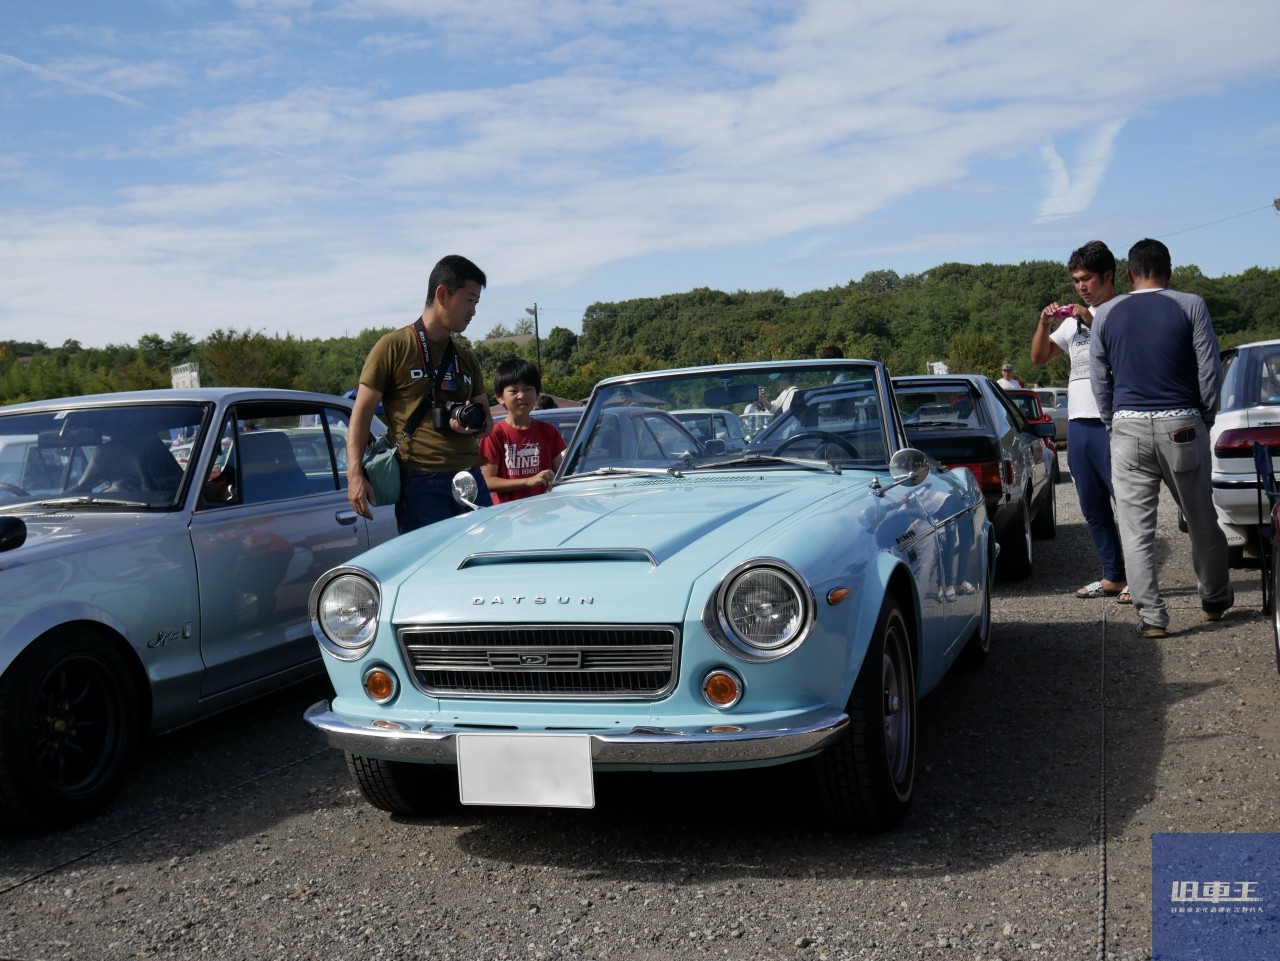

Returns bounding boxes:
[304,701,848,765]
[458,548,659,569]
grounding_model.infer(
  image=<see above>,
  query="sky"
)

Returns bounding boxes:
[3,0,1279,351]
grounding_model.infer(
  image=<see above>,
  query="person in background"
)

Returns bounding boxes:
[759,372,798,412]
[480,358,567,504]
[346,254,493,534]
[1031,240,1127,602]
[996,364,1023,390]
[1090,238,1232,638]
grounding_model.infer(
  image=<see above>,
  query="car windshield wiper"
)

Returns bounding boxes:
[563,465,686,482]
[37,495,158,510]
[701,453,841,474]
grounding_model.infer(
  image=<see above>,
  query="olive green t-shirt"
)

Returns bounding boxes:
[359,323,485,471]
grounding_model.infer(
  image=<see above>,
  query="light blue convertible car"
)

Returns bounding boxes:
[306,359,995,831]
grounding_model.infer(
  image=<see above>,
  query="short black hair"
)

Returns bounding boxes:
[426,254,487,305]
[1127,238,1173,282]
[1067,240,1116,280]
[818,344,844,359]
[493,357,542,396]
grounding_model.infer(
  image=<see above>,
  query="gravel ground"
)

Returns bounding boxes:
[3,472,1278,961]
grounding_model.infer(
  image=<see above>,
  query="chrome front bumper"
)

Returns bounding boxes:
[304,701,849,767]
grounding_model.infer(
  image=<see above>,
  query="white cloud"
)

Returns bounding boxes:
[1037,120,1125,221]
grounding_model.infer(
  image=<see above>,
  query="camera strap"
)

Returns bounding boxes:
[412,318,458,399]
[385,320,458,451]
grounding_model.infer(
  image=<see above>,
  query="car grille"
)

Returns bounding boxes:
[398,625,679,699]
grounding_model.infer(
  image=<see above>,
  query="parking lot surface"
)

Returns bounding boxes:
[3,479,1278,960]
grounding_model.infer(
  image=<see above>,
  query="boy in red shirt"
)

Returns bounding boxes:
[479,359,567,504]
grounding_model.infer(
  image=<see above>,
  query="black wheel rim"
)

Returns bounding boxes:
[31,654,126,799]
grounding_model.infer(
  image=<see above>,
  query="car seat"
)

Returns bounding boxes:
[238,431,309,503]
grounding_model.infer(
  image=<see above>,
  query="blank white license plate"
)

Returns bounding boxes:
[456,734,595,808]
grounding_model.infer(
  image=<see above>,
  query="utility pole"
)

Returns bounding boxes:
[525,303,542,372]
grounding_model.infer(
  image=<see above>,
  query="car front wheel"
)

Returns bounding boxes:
[958,568,993,669]
[0,629,140,831]
[1031,480,1057,539]
[345,753,457,817]
[812,596,916,831]
[1272,536,1280,674]
[998,496,1034,580]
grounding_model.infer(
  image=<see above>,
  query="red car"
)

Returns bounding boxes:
[1006,388,1061,484]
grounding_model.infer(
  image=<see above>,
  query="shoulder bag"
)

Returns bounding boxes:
[361,395,432,508]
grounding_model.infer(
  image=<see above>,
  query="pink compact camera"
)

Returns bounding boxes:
[1053,304,1076,318]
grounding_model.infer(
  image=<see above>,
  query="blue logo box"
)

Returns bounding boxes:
[1153,833,1280,959]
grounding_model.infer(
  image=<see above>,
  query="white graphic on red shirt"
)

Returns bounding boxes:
[504,442,544,477]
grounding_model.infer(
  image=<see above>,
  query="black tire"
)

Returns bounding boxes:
[345,753,456,816]
[1271,536,1280,675]
[1051,454,1062,484]
[812,597,916,832]
[998,497,1034,580]
[1031,481,1057,540]
[958,568,992,669]
[0,629,140,831]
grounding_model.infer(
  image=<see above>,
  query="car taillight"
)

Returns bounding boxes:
[953,461,1003,496]
[1214,426,1280,458]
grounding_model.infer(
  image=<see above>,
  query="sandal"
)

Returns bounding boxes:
[956,581,976,595]
[1117,588,1132,605]
[1076,580,1121,599]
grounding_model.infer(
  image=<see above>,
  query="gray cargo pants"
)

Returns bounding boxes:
[1110,414,1232,630]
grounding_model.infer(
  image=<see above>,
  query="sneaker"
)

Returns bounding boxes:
[1138,622,1168,639]
[1202,587,1235,622]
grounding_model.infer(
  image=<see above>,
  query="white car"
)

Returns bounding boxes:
[1035,387,1069,448]
[670,407,747,452]
[1210,339,1280,561]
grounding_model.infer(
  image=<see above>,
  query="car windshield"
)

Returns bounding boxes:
[894,383,987,430]
[1007,393,1041,420]
[0,402,210,510]
[559,362,893,478]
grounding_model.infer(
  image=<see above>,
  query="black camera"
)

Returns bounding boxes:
[433,400,486,431]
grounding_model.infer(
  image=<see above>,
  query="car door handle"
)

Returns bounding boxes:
[335,511,360,526]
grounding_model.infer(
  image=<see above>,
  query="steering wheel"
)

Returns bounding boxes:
[772,430,859,459]
[0,482,29,497]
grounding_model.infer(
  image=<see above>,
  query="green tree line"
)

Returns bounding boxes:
[3,259,1277,406]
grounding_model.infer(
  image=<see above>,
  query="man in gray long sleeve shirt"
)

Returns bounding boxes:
[1089,238,1232,637]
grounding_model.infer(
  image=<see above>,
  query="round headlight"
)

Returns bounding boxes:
[716,563,811,657]
[314,573,380,658]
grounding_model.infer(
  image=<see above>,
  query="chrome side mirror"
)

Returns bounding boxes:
[890,448,930,486]
[451,471,480,511]
[871,448,931,497]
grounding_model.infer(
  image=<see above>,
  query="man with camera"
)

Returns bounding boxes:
[1031,240,1126,602]
[346,254,494,534]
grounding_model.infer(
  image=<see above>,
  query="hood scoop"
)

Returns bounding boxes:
[458,548,659,570]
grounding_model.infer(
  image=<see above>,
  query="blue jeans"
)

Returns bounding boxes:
[395,466,492,535]
[1110,415,1232,628]
[1067,418,1125,583]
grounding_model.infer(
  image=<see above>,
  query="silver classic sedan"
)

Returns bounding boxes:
[0,388,398,831]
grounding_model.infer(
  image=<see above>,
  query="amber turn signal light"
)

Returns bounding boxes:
[702,669,742,709]
[363,667,397,703]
